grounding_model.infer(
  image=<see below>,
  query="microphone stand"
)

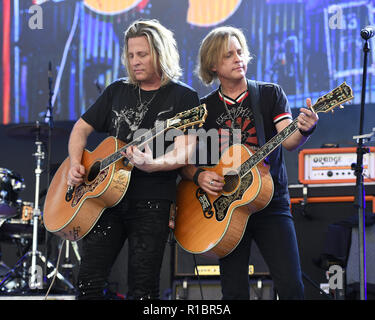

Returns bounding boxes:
[353,35,371,300]
[43,62,54,283]
[43,63,77,294]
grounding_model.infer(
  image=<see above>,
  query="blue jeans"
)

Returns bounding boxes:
[219,206,304,300]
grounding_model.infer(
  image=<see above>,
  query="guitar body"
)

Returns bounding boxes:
[174,144,274,259]
[43,136,132,241]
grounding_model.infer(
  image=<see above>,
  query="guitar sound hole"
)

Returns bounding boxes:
[87,161,101,182]
[223,171,240,193]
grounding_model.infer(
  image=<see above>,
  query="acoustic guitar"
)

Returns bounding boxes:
[174,83,354,259]
[43,104,207,241]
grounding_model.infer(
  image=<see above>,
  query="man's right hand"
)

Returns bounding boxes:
[67,163,86,186]
[198,170,225,196]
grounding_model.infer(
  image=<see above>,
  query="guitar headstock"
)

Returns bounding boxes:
[312,82,354,113]
[166,104,208,131]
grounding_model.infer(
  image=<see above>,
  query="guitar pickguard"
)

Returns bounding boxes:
[213,172,253,221]
[71,167,109,207]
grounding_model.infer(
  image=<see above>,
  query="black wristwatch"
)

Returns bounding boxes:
[299,124,317,137]
[193,168,205,186]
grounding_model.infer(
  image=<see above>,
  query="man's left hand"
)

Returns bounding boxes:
[297,98,319,133]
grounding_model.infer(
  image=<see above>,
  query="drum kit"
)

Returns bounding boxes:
[0,121,80,295]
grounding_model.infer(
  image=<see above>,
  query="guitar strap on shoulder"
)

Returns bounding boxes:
[247,79,266,147]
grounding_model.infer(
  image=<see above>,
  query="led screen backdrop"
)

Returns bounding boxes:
[0,0,374,124]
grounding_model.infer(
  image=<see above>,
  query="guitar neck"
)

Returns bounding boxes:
[96,104,208,171]
[100,121,168,170]
[239,118,299,177]
[235,82,354,181]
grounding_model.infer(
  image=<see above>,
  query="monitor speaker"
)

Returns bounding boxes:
[173,279,274,300]
[291,199,374,299]
[174,241,270,277]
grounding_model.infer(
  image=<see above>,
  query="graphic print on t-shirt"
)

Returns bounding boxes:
[152,106,174,130]
[111,104,175,147]
[112,102,149,140]
[216,91,258,152]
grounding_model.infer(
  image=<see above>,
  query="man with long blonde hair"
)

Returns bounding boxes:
[68,19,199,299]
[181,26,318,299]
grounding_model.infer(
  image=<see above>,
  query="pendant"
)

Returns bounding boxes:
[137,102,145,111]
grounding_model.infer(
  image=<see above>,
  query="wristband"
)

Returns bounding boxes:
[193,168,205,186]
[299,124,316,137]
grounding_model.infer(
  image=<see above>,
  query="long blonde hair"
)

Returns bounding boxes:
[196,26,252,85]
[121,19,182,87]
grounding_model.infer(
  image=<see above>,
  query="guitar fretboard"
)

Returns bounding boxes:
[99,121,167,170]
[239,119,299,177]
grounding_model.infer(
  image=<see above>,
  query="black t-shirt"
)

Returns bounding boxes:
[197,80,292,212]
[82,78,200,202]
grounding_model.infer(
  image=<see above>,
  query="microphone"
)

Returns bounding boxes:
[361,26,375,40]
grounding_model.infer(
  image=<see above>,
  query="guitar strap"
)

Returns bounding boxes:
[247,79,266,147]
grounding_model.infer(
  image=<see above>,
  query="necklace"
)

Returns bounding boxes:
[219,87,248,129]
[137,86,158,110]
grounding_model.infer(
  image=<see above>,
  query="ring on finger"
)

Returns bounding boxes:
[209,180,214,186]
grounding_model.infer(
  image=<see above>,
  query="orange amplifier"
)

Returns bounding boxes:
[298,147,375,184]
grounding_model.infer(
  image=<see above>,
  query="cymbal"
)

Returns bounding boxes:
[5,122,69,140]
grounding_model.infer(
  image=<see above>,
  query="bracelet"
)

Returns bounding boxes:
[193,168,205,186]
[299,124,316,137]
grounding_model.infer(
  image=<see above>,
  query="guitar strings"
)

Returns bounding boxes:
[233,91,352,180]
[100,105,204,170]
[99,120,172,170]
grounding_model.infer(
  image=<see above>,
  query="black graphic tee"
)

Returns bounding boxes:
[82,78,200,201]
[215,89,258,152]
[198,81,293,212]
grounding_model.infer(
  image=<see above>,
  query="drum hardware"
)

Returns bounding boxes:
[0,234,33,293]
[21,202,34,221]
[0,261,10,277]
[0,122,75,294]
[0,168,25,219]
[30,122,74,292]
[5,122,69,141]
[59,240,81,288]
[0,248,11,278]
[29,123,45,290]
[42,63,78,295]
[0,239,31,293]
[0,241,73,293]
[0,201,45,242]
